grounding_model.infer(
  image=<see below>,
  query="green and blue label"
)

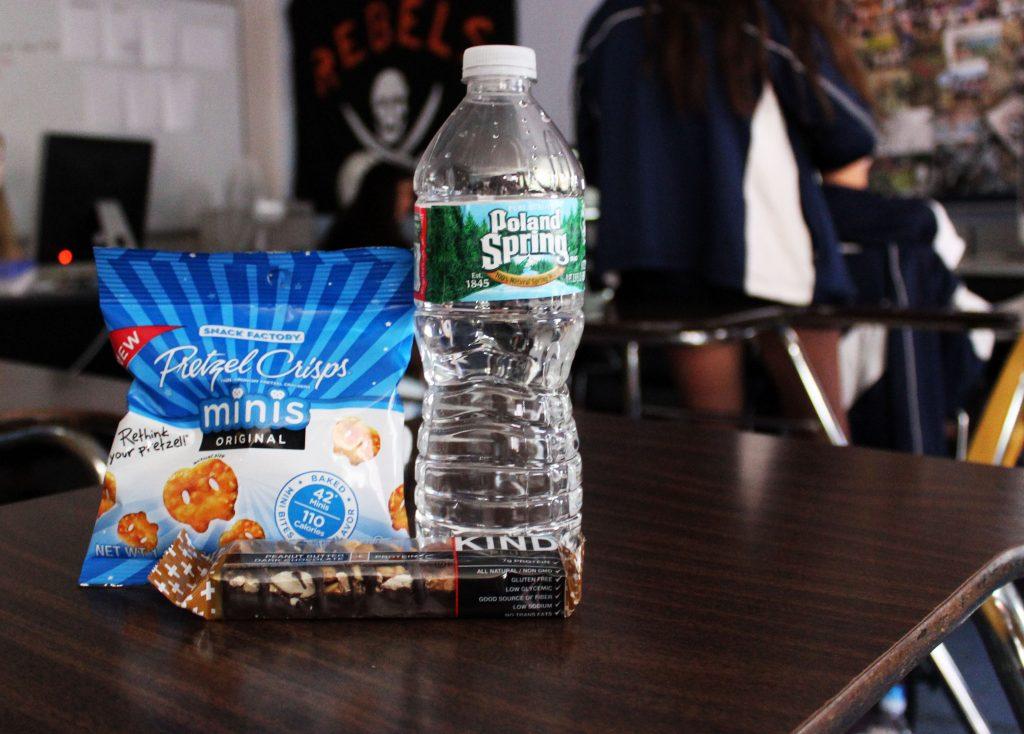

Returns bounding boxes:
[415,197,586,303]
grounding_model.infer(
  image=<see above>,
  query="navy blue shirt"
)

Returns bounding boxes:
[823,184,984,455]
[576,0,877,304]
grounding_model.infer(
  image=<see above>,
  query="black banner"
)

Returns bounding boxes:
[289,0,517,213]
[200,428,306,451]
[455,551,566,618]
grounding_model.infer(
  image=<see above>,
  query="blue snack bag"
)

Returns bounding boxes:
[80,248,415,586]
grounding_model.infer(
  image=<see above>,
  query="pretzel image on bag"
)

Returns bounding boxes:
[80,248,415,586]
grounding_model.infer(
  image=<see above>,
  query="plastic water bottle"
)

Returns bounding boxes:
[412,45,585,551]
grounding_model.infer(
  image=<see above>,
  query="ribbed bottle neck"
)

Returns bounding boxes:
[465,76,532,96]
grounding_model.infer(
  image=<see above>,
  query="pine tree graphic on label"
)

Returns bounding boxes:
[425,200,586,302]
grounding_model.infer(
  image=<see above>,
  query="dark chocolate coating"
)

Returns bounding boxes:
[213,540,566,620]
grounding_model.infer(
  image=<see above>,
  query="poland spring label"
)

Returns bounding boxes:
[414,197,586,303]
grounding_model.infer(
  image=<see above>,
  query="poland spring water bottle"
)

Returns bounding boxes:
[412,45,585,551]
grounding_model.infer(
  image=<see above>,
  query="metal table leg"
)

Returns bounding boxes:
[956,411,970,462]
[930,643,992,734]
[776,326,849,447]
[974,580,1024,728]
[67,329,109,376]
[624,340,642,420]
[992,370,1024,469]
[971,366,1024,730]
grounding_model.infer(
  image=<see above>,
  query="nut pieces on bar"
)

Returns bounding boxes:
[149,531,581,620]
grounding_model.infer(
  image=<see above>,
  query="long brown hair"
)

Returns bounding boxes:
[646,0,871,118]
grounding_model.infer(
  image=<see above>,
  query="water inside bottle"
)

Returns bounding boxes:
[412,46,586,550]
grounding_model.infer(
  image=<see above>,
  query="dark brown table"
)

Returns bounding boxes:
[3,408,1024,732]
[0,358,127,424]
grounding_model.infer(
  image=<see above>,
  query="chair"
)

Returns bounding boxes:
[963,332,1024,729]
[0,412,113,503]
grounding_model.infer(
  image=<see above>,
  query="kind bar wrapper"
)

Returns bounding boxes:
[80,248,415,586]
[150,531,583,620]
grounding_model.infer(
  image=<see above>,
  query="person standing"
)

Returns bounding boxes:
[576,0,877,430]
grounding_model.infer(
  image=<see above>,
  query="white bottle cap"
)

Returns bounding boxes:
[463,45,537,81]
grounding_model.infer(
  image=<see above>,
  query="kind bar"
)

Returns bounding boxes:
[150,531,583,620]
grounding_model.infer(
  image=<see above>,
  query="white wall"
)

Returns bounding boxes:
[238,0,294,200]
[0,0,246,237]
[239,0,602,202]
[517,0,603,140]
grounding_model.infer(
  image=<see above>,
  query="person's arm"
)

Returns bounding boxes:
[822,184,938,249]
[925,200,994,359]
[751,7,878,172]
[895,198,993,360]
[927,200,967,271]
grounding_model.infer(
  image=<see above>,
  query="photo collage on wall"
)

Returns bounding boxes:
[840,0,1024,199]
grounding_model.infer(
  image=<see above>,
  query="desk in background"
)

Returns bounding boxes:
[0,290,113,372]
[0,358,126,421]
[961,252,1024,303]
[0,359,126,502]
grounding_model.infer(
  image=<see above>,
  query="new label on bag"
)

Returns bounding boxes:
[414,197,586,303]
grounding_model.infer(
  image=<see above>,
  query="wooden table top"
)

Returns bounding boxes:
[3,409,1024,732]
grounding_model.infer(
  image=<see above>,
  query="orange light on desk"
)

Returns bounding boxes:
[57,249,73,266]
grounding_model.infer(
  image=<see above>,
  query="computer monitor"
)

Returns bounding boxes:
[36,134,153,265]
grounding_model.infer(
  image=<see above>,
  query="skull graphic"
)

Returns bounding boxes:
[370,68,409,146]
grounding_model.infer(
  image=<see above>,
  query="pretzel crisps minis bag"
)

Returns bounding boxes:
[80,248,415,586]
